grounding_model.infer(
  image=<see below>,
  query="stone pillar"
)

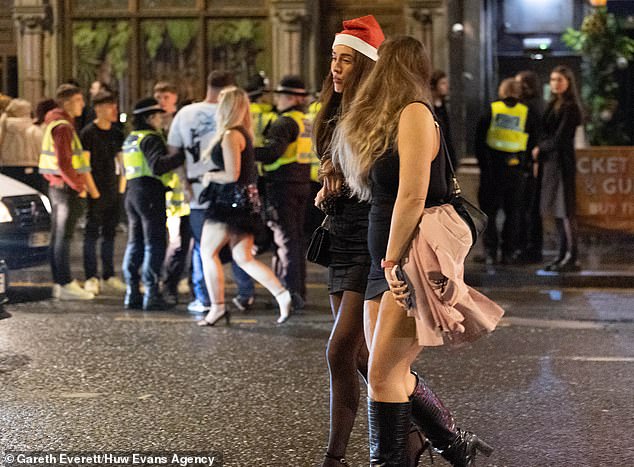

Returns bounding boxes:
[270,0,309,86]
[405,0,447,70]
[13,1,51,104]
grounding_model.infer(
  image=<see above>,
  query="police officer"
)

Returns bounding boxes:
[255,75,312,308]
[475,78,538,265]
[122,97,184,310]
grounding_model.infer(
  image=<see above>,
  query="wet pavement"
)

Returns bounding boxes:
[1,237,633,467]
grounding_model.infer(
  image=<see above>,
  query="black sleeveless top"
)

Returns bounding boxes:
[365,103,450,300]
[210,126,257,186]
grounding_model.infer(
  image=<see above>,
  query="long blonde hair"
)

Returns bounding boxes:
[207,86,254,154]
[331,36,433,201]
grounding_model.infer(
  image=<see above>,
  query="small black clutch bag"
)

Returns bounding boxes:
[306,215,331,267]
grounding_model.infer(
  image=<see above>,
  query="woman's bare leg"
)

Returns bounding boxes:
[229,232,291,322]
[200,221,229,306]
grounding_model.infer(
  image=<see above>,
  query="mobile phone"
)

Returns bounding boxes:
[392,265,414,310]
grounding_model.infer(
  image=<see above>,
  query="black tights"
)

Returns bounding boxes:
[323,292,427,467]
[323,290,368,464]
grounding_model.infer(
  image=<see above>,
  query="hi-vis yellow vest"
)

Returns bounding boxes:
[486,101,529,154]
[164,172,190,217]
[122,130,172,186]
[306,101,321,182]
[262,110,313,173]
[39,120,91,174]
[250,102,278,148]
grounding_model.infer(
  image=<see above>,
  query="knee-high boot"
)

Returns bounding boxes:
[368,399,412,467]
[409,372,493,467]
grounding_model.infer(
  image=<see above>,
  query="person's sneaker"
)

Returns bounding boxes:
[102,276,127,292]
[187,299,209,314]
[177,278,191,295]
[84,277,101,295]
[54,280,95,300]
[232,295,255,312]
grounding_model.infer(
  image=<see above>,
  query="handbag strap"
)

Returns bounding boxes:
[415,100,461,199]
[436,116,462,199]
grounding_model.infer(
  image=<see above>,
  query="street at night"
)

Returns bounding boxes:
[1,239,633,467]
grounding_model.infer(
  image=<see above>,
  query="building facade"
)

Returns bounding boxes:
[7,1,628,155]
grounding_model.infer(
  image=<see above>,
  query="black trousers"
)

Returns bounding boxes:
[517,169,543,256]
[266,181,311,299]
[83,194,119,280]
[49,185,83,285]
[122,183,167,292]
[478,163,525,257]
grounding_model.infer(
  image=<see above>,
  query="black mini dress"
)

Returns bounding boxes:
[204,126,260,233]
[364,135,449,301]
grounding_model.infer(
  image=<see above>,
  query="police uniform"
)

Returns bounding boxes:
[121,98,184,310]
[475,97,537,263]
[256,103,312,305]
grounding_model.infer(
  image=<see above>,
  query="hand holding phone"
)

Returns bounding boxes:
[387,264,413,310]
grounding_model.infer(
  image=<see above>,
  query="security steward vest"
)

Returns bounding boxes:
[262,110,313,173]
[486,101,529,160]
[250,102,278,148]
[39,120,91,174]
[164,172,190,217]
[306,101,321,182]
[122,130,172,186]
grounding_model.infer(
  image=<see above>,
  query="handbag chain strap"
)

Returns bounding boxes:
[435,118,462,198]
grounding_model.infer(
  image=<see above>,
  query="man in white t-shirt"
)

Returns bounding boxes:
[167,71,255,313]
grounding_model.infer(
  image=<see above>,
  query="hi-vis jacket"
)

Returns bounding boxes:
[164,172,190,217]
[306,101,321,182]
[250,102,278,148]
[39,119,91,174]
[122,130,172,185]
[485,101,529,154]
[262,110,313,173]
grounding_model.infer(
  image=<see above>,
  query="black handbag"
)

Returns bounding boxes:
[306,215,331,267]
[439,124,488,248]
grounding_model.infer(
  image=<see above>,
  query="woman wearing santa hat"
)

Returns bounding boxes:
[332,35,497,467]
[314,15,430,466]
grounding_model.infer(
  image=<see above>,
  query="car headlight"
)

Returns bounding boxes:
[0,201,13,223]
[39,194,52,214]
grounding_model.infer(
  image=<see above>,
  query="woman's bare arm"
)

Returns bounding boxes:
[384,102,439,264]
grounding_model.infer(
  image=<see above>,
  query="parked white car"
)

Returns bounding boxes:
[0,174,51,269]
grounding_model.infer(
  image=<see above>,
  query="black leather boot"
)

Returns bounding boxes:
[368,399,411,466]
[439,429,494,467]
[124,286,142,309]
[409,371,493,466]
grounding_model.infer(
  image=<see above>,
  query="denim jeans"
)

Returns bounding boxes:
[122,182,166,293]
[49,185,83,285]
[189,209,254,305]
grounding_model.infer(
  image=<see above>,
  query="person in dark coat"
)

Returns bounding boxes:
[532,65,583,272]
[431,69,457,168]
[515,70,545,263]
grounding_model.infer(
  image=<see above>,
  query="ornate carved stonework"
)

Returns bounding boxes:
[270,1,310,83]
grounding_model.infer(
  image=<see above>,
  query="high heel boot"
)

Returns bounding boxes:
[409,371,493,466]
[368,399,412,466]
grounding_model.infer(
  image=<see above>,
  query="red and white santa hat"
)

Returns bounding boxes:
[332,15,385,62]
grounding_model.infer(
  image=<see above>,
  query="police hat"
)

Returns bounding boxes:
[132,97,165,116]
[273,75,309,96]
